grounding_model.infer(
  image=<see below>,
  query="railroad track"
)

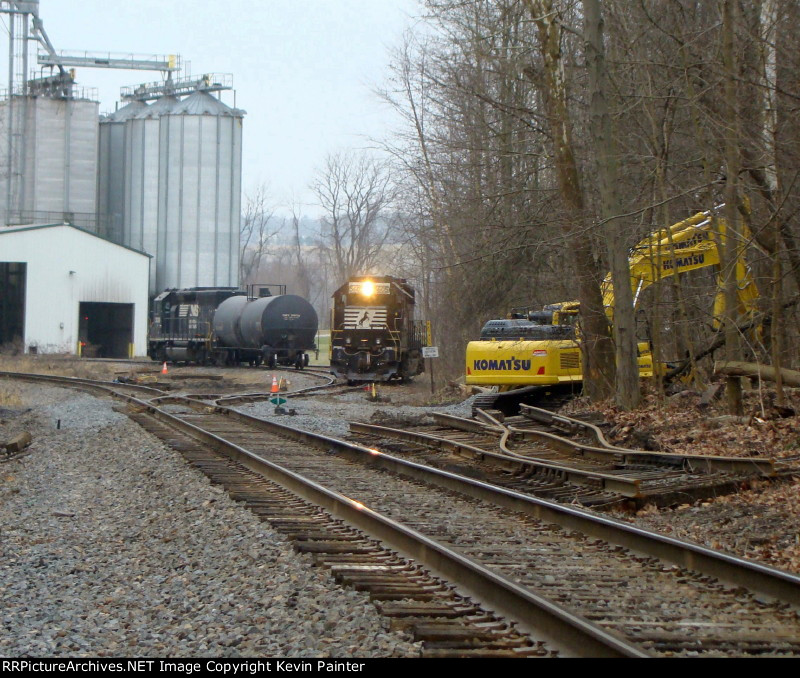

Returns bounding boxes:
[4,370,800,657]
[214,383,362,407]
[128,412,552,657]
[141,402,800,656]
[200,367,345,406]
[0,370,167,399]
[346,406,777,509]
[471,383,579,415]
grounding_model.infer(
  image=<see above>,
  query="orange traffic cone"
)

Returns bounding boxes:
[271,375,279,394]
[161,361,168,375]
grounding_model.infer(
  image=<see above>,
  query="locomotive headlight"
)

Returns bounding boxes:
[375,338,382,345]
[361,280,375,297]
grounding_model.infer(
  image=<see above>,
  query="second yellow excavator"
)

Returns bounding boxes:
[466,208,759,387]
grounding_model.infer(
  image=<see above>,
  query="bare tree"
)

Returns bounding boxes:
[311,151,398,285]
[288,206,313,301]
[376,0,800,392]
[381,3,580,378]
[239,184,281,285]
[721,0,745,415]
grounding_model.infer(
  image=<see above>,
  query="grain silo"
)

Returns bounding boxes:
[97,99,148,244]
[123,95,179,293]
[157,89,243,292]
[0,93,99,229]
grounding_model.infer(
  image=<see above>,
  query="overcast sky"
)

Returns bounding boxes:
[4,0,422,215]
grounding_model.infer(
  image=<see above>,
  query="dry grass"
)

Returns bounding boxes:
[0,384,23,408]
[0,354,130,381]
[0,354,317,390]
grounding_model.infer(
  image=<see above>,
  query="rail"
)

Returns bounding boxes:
[519,404,777,475]
[3,370,800,653]
[350,420,644,498]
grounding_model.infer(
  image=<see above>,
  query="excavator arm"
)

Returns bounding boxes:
[602,211,759,324]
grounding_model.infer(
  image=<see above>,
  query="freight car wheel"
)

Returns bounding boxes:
[262,347,277,370]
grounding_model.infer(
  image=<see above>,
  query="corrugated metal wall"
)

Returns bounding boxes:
[98,90,243,296]
[0,96,99,229]
[123,96,178,293]
[159,91,242,291]
[98,100,147,244]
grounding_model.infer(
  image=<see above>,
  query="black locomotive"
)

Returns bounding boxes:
[148,285,318,367]
[330,276,426,382]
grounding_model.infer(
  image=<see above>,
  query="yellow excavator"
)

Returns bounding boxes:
[466,208,760,387]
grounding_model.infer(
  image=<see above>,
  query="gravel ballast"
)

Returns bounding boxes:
[239,389,477,439]
[6,370,795,657]
[0,383,421,657]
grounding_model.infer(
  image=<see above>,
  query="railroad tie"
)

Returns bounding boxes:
[131,409,555,658]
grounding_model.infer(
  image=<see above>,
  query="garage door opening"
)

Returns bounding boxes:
[78,302,134,358]
[0,262,26,351]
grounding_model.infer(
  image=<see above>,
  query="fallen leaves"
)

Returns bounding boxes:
[568,385,800,573]
[564,386,800,460]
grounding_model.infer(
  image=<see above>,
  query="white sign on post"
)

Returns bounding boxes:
[422,346,439,358]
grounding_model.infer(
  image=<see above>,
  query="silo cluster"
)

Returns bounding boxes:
[99,88,244,294]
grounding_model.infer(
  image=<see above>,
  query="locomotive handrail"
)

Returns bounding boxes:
[149,318,212,341]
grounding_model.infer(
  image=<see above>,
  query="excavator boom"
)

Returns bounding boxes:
[466,209,759,387]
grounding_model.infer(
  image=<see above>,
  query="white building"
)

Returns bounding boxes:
[0,223,150,357]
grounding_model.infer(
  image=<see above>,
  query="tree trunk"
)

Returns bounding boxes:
[714,361,800,388]
[722,0,744,415]
[757,0,786,406]
[524,0,615,401]
[583,0,640,409]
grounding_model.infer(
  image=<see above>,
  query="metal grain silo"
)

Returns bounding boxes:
[158,90,243,291]
[27,97,99,224]
[123,95,179,293]
[97,100,147,244]
[0,94,99,229]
